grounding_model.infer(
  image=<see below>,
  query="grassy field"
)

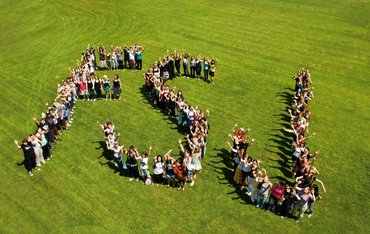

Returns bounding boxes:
[1,0,369,233]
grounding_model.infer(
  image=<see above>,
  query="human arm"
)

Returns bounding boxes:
[178,139,185,153]
[148,146,152,158]
[315,178,327,193]
[134,148,140,160]
[14,140,21,149]
[164,149,173,158]
[225,141,237,153]
[106,140,112,150]
[33,117,40,126]
[232,123,238,132]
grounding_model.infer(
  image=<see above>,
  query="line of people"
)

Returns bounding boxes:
[144,49,218,84]
[13,43,136,176]
[283,68,326,222]
[225,69,326,222]
[81,44,144,71]
[98,121,205,191]
[14,79,77,176]
[73,47,126,101]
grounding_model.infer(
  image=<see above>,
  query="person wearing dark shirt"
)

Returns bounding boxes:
[125,146,140,181]
[15,138,37,176]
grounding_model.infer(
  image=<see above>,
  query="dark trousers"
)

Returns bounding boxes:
[154,173,163,184]
[95,89,102,99]
[124,57,129,68]
[115,158,125,175]
[24,156,34,172]
[190,66,195,77]
[42,144,51,160]
[136,59,142,70]
[128,165,139,178]
[88,89,95,100]
[204,69,209,80]
[118,60,124,69]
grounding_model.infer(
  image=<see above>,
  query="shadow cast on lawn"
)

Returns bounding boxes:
[93,140,122,175]
[207,148,254,206]
[264,88,295,179]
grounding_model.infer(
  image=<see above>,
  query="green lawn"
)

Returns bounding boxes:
[1,0,369,233]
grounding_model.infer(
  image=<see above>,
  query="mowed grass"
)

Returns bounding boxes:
[0,0,369,233]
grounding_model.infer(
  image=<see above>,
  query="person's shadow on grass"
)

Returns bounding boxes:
[93,140,126,175]
[207,147,255,206]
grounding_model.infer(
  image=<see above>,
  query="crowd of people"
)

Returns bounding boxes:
[98,120,206,191]
[14,44,142,176]
[143,49,217,84]
[14,81,76,176]
[91,50,212,191]
[81,44,144,71]
[15,45,326,220]
[226,69,325,222]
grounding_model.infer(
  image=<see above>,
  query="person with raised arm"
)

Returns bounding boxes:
[125,146,140,181]
[293,186,315,222]
[164,151,176,187]
[153,153,166,185]
[209,58,217,84]
[173,139,188,191]
[195,55,202,80]
[112,142,125,176]
[203,57,210,81]
[102,75,111,100]
[139,146,152,184]
[112,74,122,100]
[14,138,37,176]
[94,75,103,100]
[182,50,189,78]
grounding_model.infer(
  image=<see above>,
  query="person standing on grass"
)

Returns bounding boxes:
[164,153,176,187]
[195,55,202,80]
[153,155,165,185]
[94,76,102,100]
[86,76,95,101]
[189,146,202,186]
[167,54,175,79]
[293,186,315,222]
[255,175,272,209]
[280,186,299,218]
[125,146,140,181]
[36,129,51,161]
[106,49,112,71]
[307,183,326,218]
[136,48,143,70]
[176,96,185,127]
[78,78,88,101]
[139,146,152,184]
[117,48,123,70]
[203,57,210,81]
[29,134,45,168]
[112,74,122,100]
[173,159,187,191]
[102,75,111,100]
[128,49,136,70]
[174,51,181,76]
[182,52,189,77]
[112,142,125,176]
[267,180,286,213]
[112,49,118,70]
[123,45,129,69]
[209,59,217,84]
[190,56,196,78]
[14,139,37,176]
